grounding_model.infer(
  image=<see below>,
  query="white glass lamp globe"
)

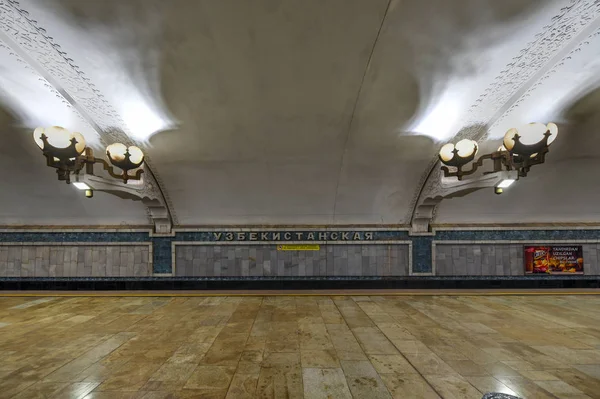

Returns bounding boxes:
[503,128,518,152]
[106,143,144,166]
[455,139,478,158]
[33,126,86,154]
[439,143,455,163]
[503,123,558,151]
[127,146,144,165]
[106,143,128,162]
[547,122,558,145]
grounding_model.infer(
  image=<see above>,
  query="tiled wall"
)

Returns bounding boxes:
[435,244,524,276]
[0,229,599,278]
[0,244,151,277]
[582,245,600,274]
[174,244,410,277]
[434,243,600,276]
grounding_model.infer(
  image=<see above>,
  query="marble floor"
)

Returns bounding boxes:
[0,295,599,398]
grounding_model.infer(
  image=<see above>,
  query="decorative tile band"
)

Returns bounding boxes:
[432,226,600,231]
[0,242,152,246]
[0,228,152,233]
[433,239,600,244]
[434,230,600,241]
[0,233,150,242]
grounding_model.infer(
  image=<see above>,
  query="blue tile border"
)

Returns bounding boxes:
[152,237,172,274]
[0,232,149,242]
[1,229,600,276]
[412,236,433,273]
[435,230,600,241]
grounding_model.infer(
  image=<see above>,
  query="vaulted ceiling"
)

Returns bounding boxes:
[1,0,600,226]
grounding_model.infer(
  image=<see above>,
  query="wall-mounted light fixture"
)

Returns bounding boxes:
[412,122,558,232]
[33,126,145,196]
[438,122,558,193]
[33,126,172,233]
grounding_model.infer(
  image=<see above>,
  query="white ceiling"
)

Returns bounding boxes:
[1,0,599,226]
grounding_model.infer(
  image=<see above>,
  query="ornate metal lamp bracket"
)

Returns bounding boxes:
[80,148,144,184]
[76,164,172,234]
[411,170,519,233]
[412,124,556,233]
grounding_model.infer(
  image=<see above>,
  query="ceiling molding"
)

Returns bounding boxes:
[0,0,178,225]
[491,27,600,133]
[408,0,600,227]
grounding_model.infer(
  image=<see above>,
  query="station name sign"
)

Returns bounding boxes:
[212,231,375,242]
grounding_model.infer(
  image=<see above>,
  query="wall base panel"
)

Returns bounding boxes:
[0,276,597,290]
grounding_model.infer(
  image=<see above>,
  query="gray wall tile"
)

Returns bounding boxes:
[175,244,410,277]
[435,244,597,276]
[0,245,150,277]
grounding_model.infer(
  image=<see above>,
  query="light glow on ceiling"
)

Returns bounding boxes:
[488,35,600,139]
[409,85,467,141]
[0,46,100,146]
[121,101,172,142]
[0,0,176,143]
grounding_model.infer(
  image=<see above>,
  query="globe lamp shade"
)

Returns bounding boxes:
[106,143,144,171]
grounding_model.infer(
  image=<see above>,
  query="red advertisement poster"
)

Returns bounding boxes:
[524,246,584,275]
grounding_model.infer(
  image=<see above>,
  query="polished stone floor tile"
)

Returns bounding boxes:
[576,364,600,380]
[225,373,259,399]
[465,376,518,397]
[424,375,483,399]
[147,362,197,386]
[445,359,491,377]
[95,361,163,392]
[10,382,69,399]
[184,365,235,390]
[1,294,600,398]
[404,352,459,376]
[533,379,589,396]
[302,368,352,398]
[496,376,559,399]
[352,326,400,354]
[380,373,441,399]
[300,349,340,368]
[256,365,303,398]
[368,354,418,375]
[340,360,392,398]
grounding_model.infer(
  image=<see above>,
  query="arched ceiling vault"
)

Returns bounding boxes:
[1,0,600,226]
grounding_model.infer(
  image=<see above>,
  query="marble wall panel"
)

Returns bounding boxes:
[174,244,410,277]
[0,245,151,277]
